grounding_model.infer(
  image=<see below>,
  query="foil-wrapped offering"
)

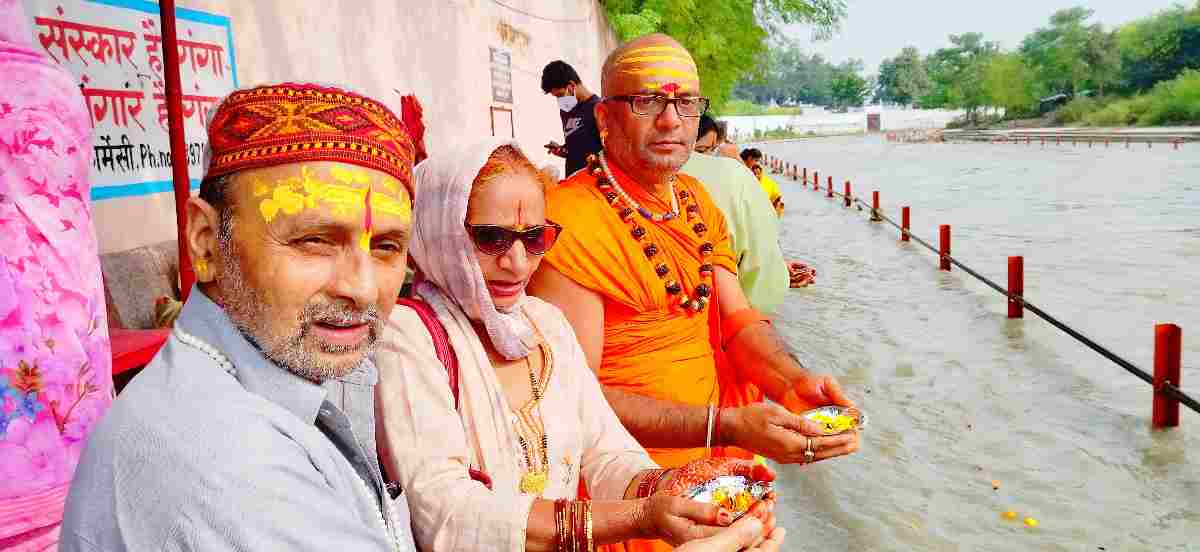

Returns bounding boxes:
[684,476,772,519]
[802,406,868,435]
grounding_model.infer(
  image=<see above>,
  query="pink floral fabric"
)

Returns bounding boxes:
[0,1,113,549]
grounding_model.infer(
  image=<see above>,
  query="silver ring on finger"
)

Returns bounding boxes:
[804,437,815,463]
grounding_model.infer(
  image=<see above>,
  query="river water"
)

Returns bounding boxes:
[760,135,1199,550]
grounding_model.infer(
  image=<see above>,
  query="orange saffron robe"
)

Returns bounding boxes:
[545,164,742,551]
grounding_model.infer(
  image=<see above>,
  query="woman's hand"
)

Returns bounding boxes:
[636,494,777,547]
[673,503,784,551]
[787,261,815,287]
[657,458,775,496]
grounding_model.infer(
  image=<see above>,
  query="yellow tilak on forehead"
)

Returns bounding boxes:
[619,45,692,60]
[618,55,698,68]
[623,67,700,81]
[372,193,412,220]
[258,164,412,223]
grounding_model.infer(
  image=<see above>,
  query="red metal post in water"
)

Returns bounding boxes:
[802,167,808,184]
[813,171,819,192]
[161,0,194,301]
[844,181,851,207]
[827,178,833,198]
[1153,324,1182,428]
[1008,256,1024,319]
[901,206,910,242]
[871,191,882,221]
[939,225,951,271]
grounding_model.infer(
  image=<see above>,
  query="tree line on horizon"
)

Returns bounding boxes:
[598,1,1196,125]
[874,3,1200,125]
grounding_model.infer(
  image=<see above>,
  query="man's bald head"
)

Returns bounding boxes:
[602,33,700,98]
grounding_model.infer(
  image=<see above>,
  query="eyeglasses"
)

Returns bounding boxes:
[465,222,562,256]
[608,95,710,118]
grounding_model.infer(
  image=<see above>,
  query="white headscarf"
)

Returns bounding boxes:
[410,138,536,360]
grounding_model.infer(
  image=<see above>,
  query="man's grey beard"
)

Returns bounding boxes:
[214,219,381,381]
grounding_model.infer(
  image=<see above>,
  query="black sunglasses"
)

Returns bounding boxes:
[465,222,563,256]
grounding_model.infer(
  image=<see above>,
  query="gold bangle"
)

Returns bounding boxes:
[585,501,594,552]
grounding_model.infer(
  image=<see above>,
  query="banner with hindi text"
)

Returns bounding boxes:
[22,0,238,201]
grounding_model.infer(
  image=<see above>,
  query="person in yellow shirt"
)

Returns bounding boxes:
[739,148,783,216]
[739,148,816,286]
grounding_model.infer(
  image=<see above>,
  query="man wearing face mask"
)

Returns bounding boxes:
[541,60,602,177]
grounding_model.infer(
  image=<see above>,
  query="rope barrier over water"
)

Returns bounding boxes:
[769,157,1199,424]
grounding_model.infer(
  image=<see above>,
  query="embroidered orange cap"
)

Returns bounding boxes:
[205,82,415,194]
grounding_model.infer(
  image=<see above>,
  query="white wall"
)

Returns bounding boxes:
[93,0,618,253]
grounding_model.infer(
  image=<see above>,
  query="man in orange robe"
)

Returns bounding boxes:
[529,34,861,551]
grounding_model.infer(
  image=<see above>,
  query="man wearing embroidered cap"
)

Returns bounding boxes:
[61,83,419,551]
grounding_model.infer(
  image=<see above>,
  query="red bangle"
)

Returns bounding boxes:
[554,499,567,552]
[636,469,661,498]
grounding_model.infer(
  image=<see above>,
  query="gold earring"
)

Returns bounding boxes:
[600,129,609,148]
[195,258,209,281]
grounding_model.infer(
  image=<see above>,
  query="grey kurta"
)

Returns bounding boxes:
[60,289,415,551]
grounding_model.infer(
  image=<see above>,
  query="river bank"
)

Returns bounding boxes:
[720,107,962,142]
[943,126,1200,144]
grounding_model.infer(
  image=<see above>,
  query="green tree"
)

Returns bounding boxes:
[881,46,931,105]
[1020,7,1120,95]
[983,53,1038,116]
[731,39,844,106]
[875,57,900,103]
[1116,2,1200,91]
[922,33,998,121]
[830,70,869,108]
[602,0,847,110]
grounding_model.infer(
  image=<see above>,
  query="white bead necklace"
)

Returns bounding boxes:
[599,151,679,222]
[172,328,237,376]
[172,328,403,550]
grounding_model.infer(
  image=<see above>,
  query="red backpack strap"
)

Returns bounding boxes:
[396,297,460,409]
[393,297,493,490]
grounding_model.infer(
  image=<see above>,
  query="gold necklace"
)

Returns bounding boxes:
[517,342,552,495]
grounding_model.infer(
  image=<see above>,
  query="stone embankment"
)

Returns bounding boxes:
[943,127,1200,144]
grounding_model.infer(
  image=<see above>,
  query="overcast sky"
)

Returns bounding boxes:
[787,0,1188,74]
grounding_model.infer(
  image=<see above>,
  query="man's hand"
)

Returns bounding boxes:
[544,142,567,158]
[724,402,859,465]
[777,374,853,414]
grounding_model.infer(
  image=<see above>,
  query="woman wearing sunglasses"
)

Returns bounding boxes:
[373,140,784,552]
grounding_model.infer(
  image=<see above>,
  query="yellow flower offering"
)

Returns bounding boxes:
[801,406,868,435]
[1002,511,1017,520]
[1024,517,1039,528]
[684,476,773,520]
